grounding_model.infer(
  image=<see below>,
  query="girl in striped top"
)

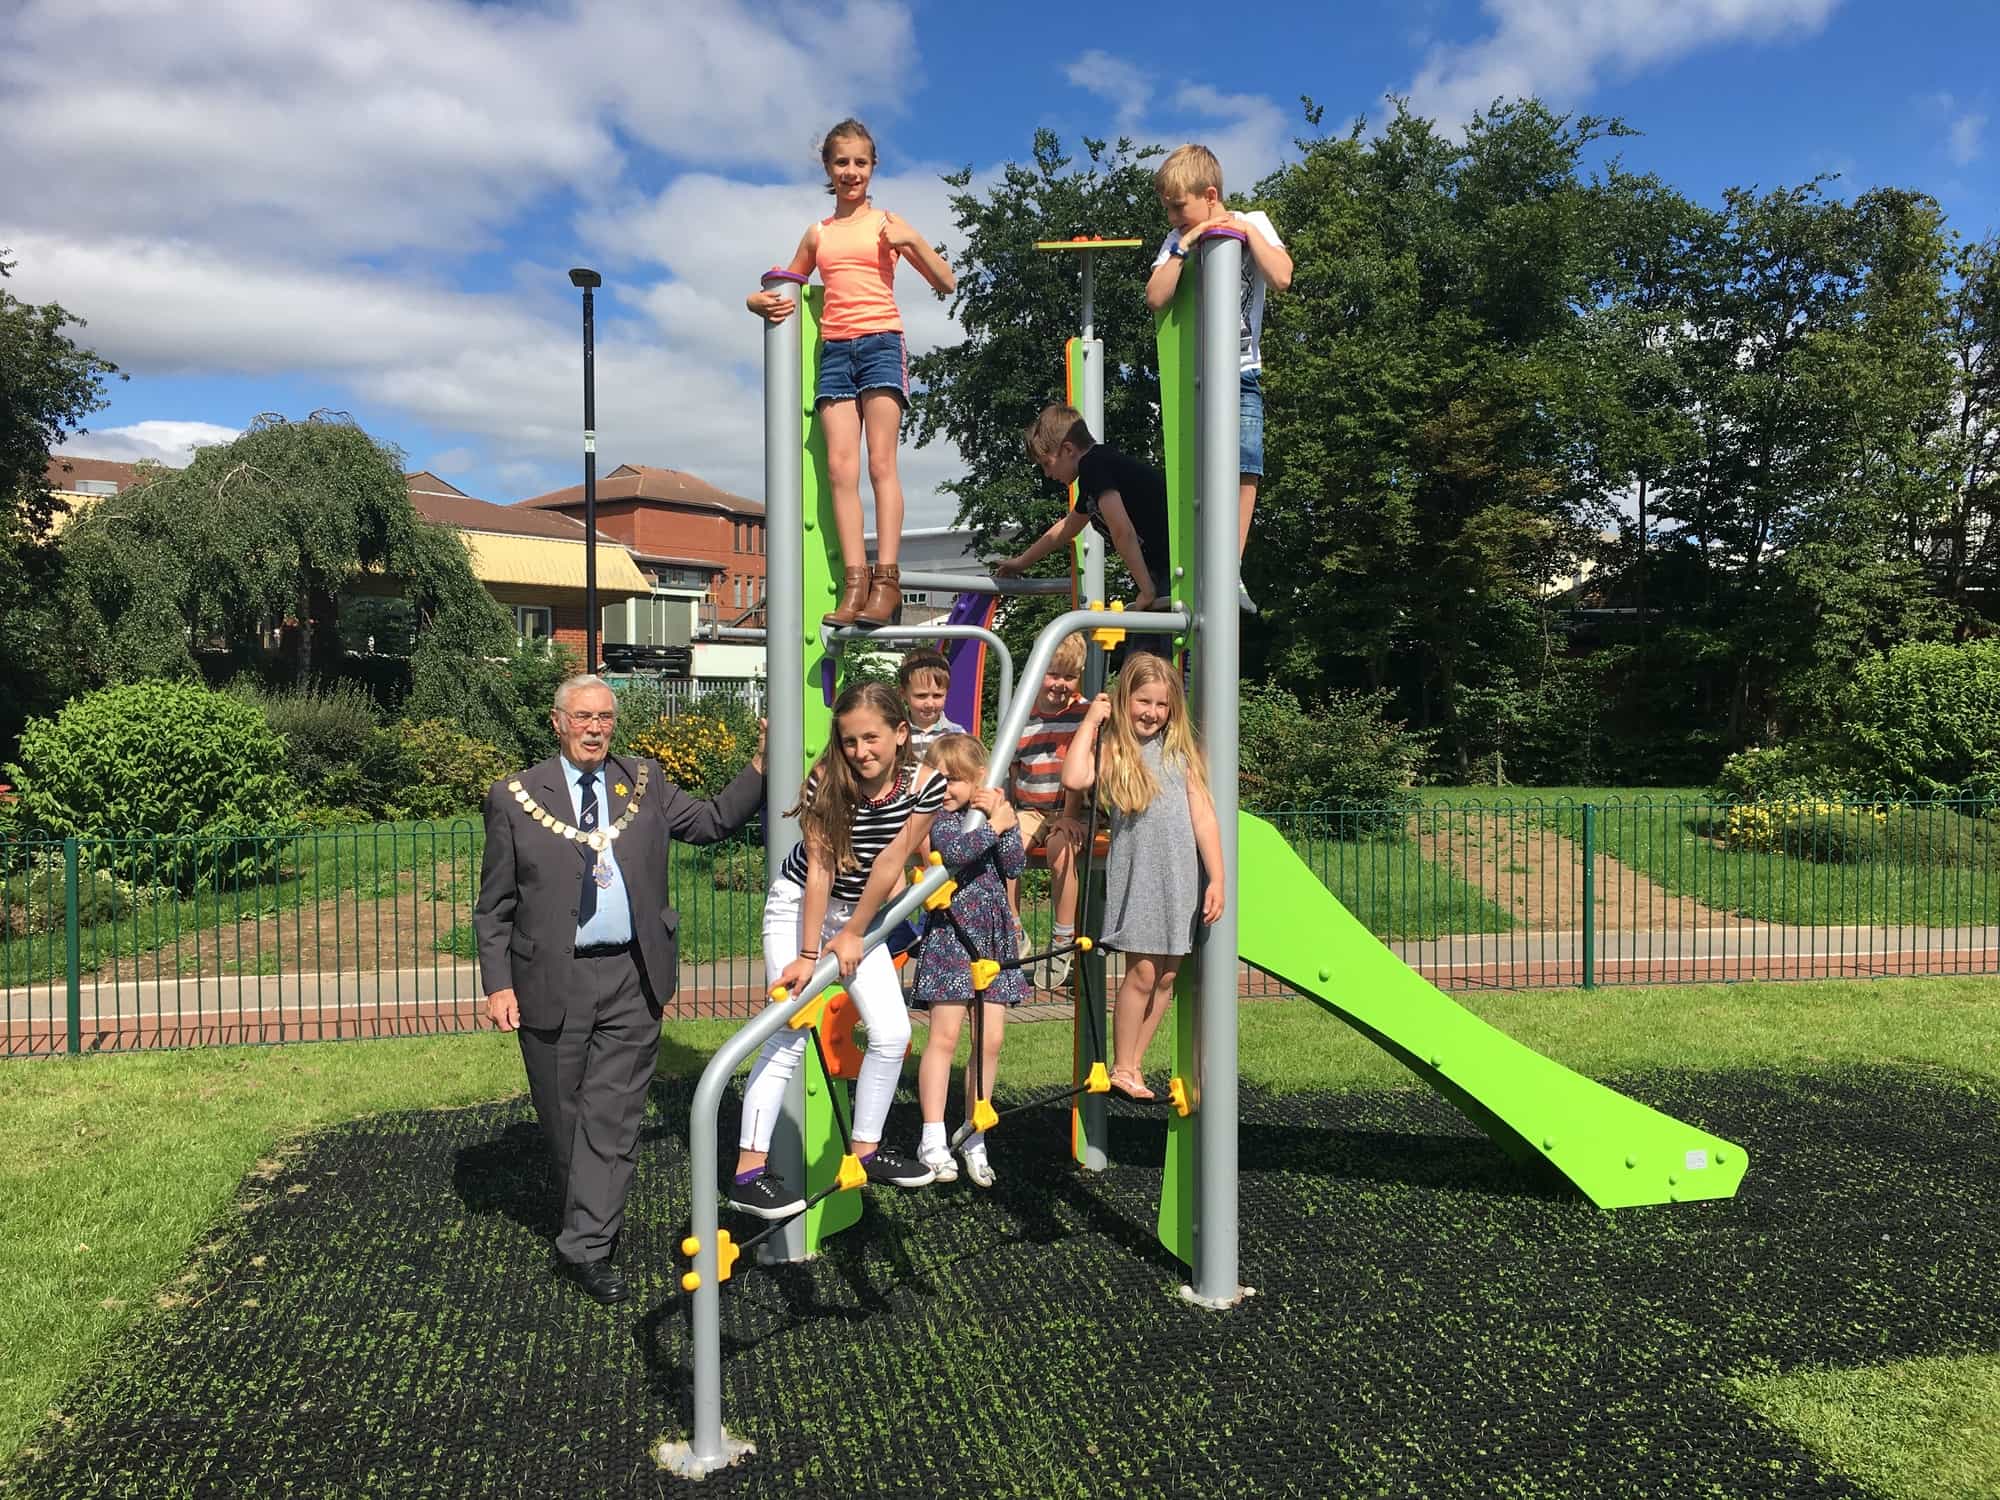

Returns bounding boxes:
[746,118,957,630]
[730,682,948,1219]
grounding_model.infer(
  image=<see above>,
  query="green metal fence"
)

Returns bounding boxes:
[4,796,1995,1057]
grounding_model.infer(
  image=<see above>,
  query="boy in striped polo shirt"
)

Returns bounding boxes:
[1007,632,1089,989]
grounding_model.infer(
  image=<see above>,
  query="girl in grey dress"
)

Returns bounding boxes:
[1062,653,1226,1100]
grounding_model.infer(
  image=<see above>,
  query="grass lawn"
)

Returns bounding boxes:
[3,973,1998,1494]
[1736,1353,2000,1500]
[1417,786,2000,929]
[1536,798,2000,928]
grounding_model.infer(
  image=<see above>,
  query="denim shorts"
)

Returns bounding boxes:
[816,330,908,407]
[1240,369,1265,477]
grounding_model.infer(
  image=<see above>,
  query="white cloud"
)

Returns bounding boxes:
[1401,0,1841,131]
[427,448,478,476]
[1054,55,1293,192]
[1065,51,1155,132]
[0,0,972,523]
[1947,111,1986,167]
[58,420,241,467]
[0,0,918,257]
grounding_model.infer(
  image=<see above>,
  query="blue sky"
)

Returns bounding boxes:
[3,0,1993,527]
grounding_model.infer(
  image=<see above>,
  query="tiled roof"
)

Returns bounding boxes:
[405,476,624,544]
[517,463,764,518]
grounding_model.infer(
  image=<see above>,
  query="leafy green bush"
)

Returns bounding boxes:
[4,682,299,890]
[357,720,511,822]
[708,845,765,893]
[1713,744,1852,803]
[627,711,747,800]
[230,677,380,809]
[0,868,130,938]
[1238,682,1425,836]
[1736,800,1998,868]
[1844,640,2000,800]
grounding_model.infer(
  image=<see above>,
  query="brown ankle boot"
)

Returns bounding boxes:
[855,563,901,627]
[822,566,870,628]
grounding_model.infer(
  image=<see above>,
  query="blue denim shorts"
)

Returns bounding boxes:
[816,330,908,407]
[1240,369,1265,478]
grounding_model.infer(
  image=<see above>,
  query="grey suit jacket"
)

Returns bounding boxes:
[473,753,764,1029]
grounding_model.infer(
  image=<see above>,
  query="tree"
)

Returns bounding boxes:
[53,413,541,751]
[0,252,123,752]
[1252,100,1632,775]
[907,132,1168,665]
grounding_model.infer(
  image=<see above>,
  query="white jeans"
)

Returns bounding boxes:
[738,877,911,1152]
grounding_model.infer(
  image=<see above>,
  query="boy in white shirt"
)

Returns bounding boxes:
[1143,143,1293,615]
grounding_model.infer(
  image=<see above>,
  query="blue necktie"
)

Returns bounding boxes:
[577,771,598,926]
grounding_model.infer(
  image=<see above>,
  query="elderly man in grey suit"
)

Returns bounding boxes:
[476,673,764,1305]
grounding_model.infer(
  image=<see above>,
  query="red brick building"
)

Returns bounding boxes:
[516,464,767,627]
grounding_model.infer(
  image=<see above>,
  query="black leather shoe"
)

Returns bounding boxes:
[559,1255,630,1305]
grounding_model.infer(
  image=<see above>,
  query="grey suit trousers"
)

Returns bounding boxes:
[516,948,658,1262]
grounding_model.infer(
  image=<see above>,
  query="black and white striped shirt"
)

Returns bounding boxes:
[778,766,947,903]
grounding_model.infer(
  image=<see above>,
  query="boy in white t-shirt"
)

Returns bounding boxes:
[1143,143,1293,615]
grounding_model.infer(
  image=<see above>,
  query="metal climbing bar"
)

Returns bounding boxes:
[676,601,1185,1476]
[824,622,1018,723]
[894,569,1075,596]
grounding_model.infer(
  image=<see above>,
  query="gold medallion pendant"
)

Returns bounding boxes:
[508,763,651,847]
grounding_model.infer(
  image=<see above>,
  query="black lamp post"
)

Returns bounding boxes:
[569,267,603,673]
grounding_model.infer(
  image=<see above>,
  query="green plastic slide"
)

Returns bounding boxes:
[1229,811,1749,1211]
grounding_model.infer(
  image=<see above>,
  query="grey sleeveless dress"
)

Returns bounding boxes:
[1099,734,1202,957]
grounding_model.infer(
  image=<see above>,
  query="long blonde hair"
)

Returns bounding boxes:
[1098,653,1207,815]
[789,682,915,874]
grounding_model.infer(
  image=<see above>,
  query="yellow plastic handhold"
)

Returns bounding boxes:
[1084,1061,1110,1094]
[716,1229,740,1283]
[1092,599,1128,650]
[836,1153,868,1191]
[969,958,1001,991]
[1169,1076,1191,1118]
[680,1235,699,1258]
[788,990,831,1030]
[923,878,959,911]
[681,1270,701,1292]
[927,850,944,866]
[1077,935,1095,953]
[971,1097,999,1133]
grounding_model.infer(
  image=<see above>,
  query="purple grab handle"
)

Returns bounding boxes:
[1197,226,1251,245]
[763,268,810,285]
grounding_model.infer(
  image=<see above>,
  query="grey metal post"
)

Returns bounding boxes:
[1189,230,1245,1308]
[760,270,811,1268]
[668,603,1185,1477]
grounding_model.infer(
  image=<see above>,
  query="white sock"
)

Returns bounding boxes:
[921,1121,947,1153]
[962,1130,986,1155]
[1052,923,1074,942]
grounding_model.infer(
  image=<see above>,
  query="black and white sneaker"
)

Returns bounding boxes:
[726,1171,803,1220]
[862,1146,936,1189]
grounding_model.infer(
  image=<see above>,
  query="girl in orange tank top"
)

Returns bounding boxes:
[747,119,956,629]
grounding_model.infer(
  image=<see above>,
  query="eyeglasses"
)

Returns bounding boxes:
[560,710,617,726]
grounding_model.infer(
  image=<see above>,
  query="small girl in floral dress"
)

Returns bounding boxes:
[909,734,1029,1186]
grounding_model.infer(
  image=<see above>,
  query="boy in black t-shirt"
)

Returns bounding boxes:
[997,405,1176,658]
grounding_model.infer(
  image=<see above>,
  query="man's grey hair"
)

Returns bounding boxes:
[553,674,615,713]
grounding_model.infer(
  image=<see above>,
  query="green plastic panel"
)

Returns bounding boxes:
[1234,812,1749,1209]
[797,288,861,1251]
[1153,269,1201,1266]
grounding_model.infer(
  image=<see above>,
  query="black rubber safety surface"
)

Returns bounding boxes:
[7,1066,1999,1498]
